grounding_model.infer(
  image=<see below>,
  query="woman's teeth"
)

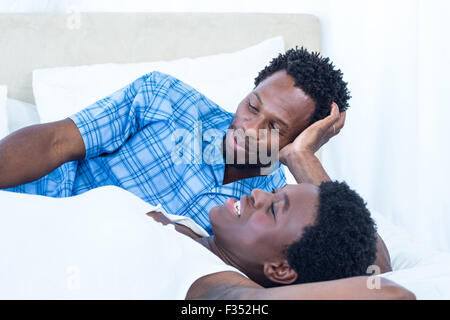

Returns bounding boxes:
[233,201,241,216]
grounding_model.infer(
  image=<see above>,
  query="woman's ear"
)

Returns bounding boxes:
[263,260,298,285]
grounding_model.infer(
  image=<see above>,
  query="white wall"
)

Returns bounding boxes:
[0,0,327,13]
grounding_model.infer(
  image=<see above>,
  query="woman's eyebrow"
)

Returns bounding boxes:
[282,191,290,214]
[253,92,263,104]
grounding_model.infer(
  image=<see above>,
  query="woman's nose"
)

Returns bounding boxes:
[250,188,272,208]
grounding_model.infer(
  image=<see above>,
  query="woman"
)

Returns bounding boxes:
[0,180,412,299]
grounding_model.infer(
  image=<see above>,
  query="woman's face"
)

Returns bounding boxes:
[209,183,319,267]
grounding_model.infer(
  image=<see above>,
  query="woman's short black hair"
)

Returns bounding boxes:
[254,47,351,125]
[285,181,377,284]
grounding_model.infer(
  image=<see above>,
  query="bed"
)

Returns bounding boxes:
[0,12,449,299]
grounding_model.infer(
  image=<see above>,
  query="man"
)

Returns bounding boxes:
[0,47,350,236]
[0,46,392,271]
[0,179,414,299]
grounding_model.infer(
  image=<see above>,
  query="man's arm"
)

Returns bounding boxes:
[0,119,85,189]
[0,72,173,189]
[279,103,392,271]
[280,102,344,186]
[283,150,331,186]
[186,271,415,300]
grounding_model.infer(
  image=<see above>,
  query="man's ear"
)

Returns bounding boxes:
[263,260,298,285]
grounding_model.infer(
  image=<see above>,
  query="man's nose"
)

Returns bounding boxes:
[242,117,264,140]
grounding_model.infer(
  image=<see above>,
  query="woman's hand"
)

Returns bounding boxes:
[146,210,174,225]
[146,210,203,239]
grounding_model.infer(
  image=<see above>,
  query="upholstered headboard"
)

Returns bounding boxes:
[0,12,321,104]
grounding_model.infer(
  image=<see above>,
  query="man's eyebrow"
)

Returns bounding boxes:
[276,118,289,129]
[253,92,289,129]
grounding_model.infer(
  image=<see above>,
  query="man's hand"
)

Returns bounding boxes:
[279,102,346,163]
[278,103,346,185]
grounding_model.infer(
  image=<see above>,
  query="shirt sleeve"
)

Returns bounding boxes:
[270,164,288,189]
[69,71,184,159]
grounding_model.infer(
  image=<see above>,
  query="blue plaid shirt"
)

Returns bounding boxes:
[8,71,287,234]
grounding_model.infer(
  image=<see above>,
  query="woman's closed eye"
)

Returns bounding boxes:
[270,202,276,220]
[248,102,258,113]
[270,188,277,220]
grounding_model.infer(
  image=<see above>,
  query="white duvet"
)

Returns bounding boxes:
[0,186,449,299]
[0,186,241,299]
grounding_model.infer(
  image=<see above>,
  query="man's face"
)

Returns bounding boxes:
[224,70,315,166]
[209,183,319,269]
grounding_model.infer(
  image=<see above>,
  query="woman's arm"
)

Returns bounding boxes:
[186,271,415,300]
[374,234,392,273]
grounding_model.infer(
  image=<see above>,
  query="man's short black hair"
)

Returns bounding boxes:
[285,181,377,284]
[254,47,351,125]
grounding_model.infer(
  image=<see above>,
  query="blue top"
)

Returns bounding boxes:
[7,71,287,234]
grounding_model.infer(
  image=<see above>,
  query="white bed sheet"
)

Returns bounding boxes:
[371,211,450,299]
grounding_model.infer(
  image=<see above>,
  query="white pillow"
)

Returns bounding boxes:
[6,98,40,134]
[370,210,442,270]
[33,37,285,123]
[0,86,8,139]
